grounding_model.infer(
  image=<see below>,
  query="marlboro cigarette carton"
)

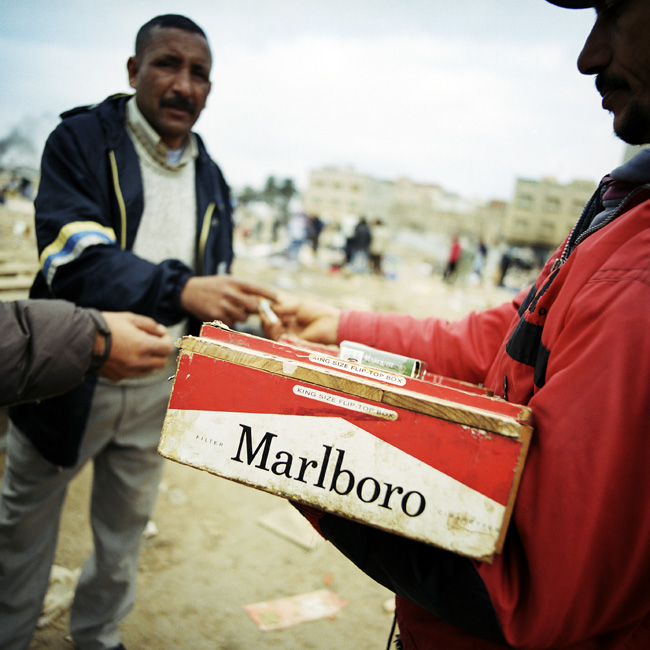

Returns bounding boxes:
[159,322,532,561]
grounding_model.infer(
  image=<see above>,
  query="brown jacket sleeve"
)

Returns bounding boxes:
[0,299,102,406]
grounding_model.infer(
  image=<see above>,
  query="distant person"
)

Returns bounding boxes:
[286,211,308,260]
[442,234,462,281]
[369,218,390,275]
[0,300,172,406]
[497,244,513,287]
[260,1,650,647]
[349,216,372,271]
[18,177,32,199]
[0,14,274,650]
[472,238,488,278]
[306,214,324,253]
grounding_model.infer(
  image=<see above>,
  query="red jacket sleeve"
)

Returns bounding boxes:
[337,293,524,385]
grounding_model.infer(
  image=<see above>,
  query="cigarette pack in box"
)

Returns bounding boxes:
[159,322,532,561]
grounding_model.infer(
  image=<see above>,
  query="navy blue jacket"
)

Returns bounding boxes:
[10,94,234,466]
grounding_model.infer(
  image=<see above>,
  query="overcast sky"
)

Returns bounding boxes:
[0,0,628,201]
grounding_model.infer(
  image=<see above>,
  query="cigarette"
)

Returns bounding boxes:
[258,298,279,324]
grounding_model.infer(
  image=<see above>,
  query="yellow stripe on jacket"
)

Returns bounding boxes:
[40,221,117,287]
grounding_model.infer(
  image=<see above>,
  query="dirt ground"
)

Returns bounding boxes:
[0,201,519,650]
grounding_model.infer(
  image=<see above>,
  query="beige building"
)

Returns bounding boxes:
[500,146,649,251]
[302,166,392,223]
[302,165,605,252]
[302,165,483,235]
[502,177,596,249]
[472,200,508,246]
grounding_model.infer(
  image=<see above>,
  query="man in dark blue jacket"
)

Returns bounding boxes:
[0,14,274,650]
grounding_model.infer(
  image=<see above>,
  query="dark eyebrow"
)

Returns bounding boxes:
[153,53,183,65]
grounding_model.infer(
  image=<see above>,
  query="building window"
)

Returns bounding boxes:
[517,194,534,210]
[544,197,561,213]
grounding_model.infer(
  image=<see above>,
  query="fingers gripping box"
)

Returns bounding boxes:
[159,323,532,562]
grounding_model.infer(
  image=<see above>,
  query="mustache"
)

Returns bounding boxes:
[596,71,630,96]
[159,96,196,115]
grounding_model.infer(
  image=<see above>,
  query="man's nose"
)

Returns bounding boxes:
[577,17,612,76]
[171,67,192,95]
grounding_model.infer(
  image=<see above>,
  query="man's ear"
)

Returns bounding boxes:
[126,56,139,90]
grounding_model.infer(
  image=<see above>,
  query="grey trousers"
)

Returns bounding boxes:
[0,376,171,650]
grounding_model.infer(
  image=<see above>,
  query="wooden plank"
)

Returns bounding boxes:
[0,261,39,275]
[0,289,30,301]
[0,250,37,262]
[0,275,34,291]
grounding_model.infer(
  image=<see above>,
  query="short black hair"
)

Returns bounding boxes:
[135,15,209,58]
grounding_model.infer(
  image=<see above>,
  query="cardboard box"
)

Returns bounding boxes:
[159,323,532,561]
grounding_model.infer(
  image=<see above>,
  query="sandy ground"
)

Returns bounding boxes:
[0,200,522,650]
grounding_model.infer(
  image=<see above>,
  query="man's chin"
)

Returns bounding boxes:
[158,125,194,149]
[161,117,197,138]
[613,104,650,146]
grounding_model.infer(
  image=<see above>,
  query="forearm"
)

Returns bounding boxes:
[42,246,193,325]
[338,299,519,384]
[0,300,97,405]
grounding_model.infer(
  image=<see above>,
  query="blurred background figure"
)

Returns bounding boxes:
[442,234,462,282]
[306,214,324,255]
[286,211,308,262]
[369,218,390,276]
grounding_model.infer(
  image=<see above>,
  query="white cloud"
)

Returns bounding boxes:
[197,32,622,198]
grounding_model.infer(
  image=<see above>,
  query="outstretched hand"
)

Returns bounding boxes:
[180,275,277,327]
[97,312,174,381]
[260,297,341,345]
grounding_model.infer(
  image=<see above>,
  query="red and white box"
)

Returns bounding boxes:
[159,323,532,562]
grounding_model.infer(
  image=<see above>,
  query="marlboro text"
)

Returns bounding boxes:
[231,424,426,517]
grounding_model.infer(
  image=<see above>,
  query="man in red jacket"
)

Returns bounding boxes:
[263,1,650,648]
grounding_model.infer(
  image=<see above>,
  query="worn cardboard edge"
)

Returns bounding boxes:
[179,335,525,439]
[493,423,533,554]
